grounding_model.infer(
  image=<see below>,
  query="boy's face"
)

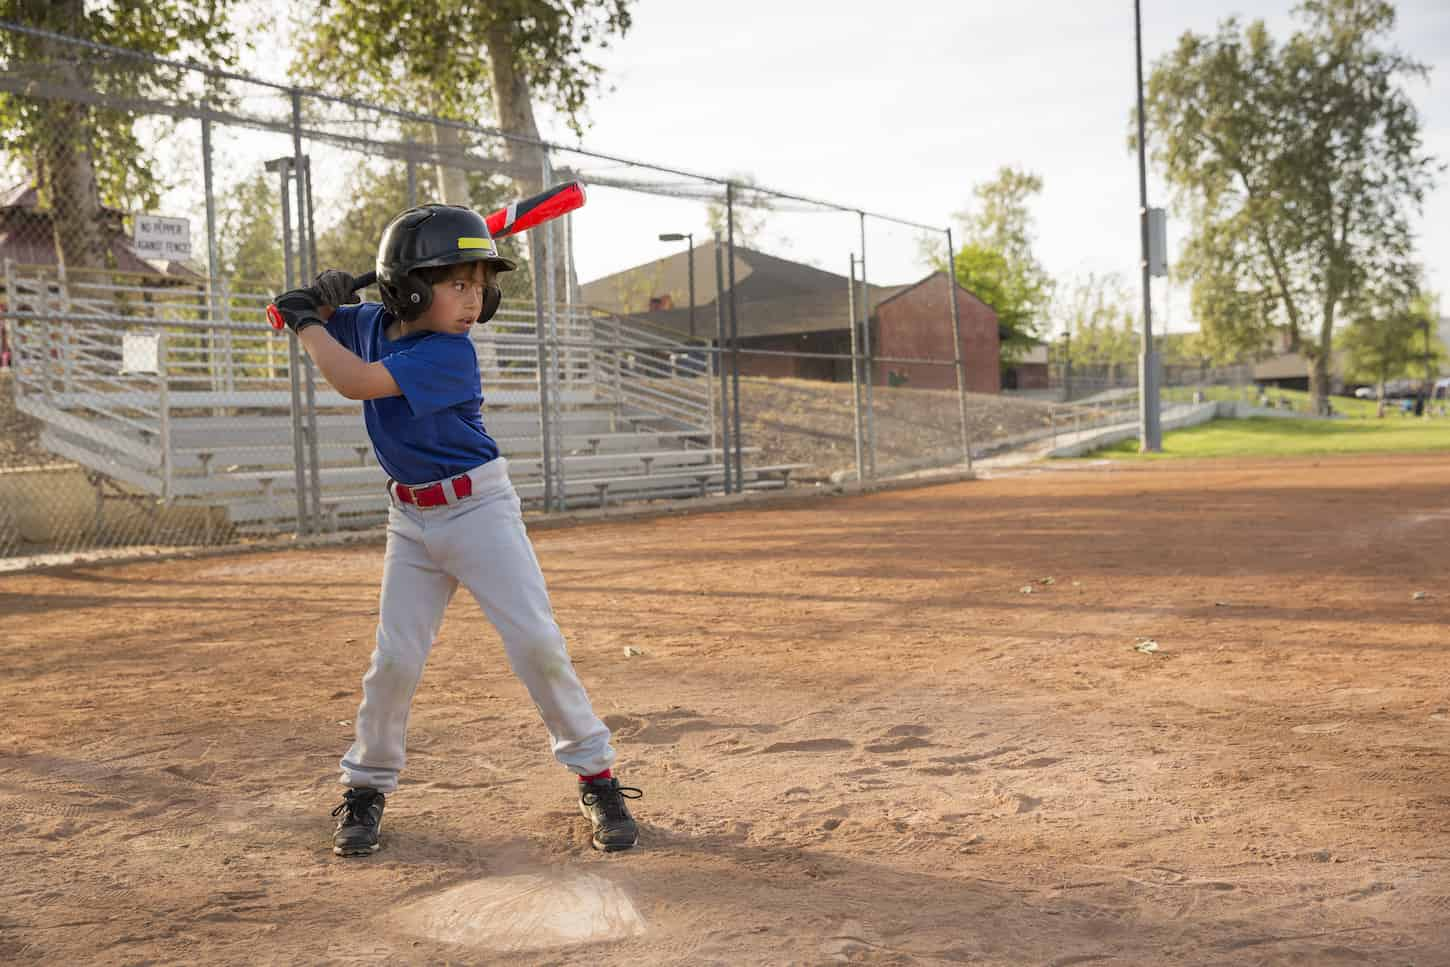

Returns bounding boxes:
[419,261,500,335]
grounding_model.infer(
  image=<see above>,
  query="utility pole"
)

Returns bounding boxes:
[1134,0,1162,451]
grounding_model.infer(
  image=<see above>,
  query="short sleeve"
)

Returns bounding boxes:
[382,334,480,418]
[324,304,361,354]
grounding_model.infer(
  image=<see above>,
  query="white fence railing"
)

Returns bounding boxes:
[1,264,726,551]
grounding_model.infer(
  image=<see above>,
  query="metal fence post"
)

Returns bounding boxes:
[300,149,323,529]
[945,227,973,470]
[858,212,876,479]
[202,112,223,411]
[542,154,565,511]
[277,156,309,537]
[219,276,234,392]
[847,255,864,482]
[158,330,172,502]
[705,313,716,454]
[726,184,743,492]
[713,233,732,493]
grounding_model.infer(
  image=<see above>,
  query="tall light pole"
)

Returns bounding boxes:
[658,232,696,341]
[1134,0,1162,451]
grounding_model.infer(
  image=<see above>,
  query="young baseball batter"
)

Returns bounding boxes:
[271,203,642,856]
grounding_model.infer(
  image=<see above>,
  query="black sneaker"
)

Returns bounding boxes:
[579,778,642,852]
[331,787,385,856]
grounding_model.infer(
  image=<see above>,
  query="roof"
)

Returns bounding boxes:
[582,239,864,314]
[871,270,994,315]
[0,181,202,280]
[623,282,915,340]
[581,241,964,340]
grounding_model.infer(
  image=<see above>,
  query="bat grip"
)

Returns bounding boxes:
[267,270,377,330]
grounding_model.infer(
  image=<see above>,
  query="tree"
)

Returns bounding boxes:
[313,159,534,302]
[294,1,633,299]
[1050,272,1139,391]
[216,173,283,290]
[956,166,1047,276]
[1340,288,1443,415]
[1143,0,1440,415]
[947,243,1032,369]
[0,0,242,271]
[936,166,1053,368]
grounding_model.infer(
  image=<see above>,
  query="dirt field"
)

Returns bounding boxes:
[3,454,1449,965]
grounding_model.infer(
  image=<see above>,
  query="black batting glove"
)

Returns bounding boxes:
[273,288,326,334]
[313,269,361,309]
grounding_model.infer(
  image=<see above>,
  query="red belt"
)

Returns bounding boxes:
[390,473,473,508]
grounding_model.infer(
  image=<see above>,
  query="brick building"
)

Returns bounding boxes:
[580,242,1000,391]
[872,272,1000,393]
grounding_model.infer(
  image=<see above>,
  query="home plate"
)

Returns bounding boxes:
[396,872,646,952]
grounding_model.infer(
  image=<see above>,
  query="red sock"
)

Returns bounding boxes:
[579,769,612,782]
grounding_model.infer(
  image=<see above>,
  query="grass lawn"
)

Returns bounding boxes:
[1084,415,1450,460]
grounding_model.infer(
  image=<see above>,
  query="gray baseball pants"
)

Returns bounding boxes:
[338,457,615,793]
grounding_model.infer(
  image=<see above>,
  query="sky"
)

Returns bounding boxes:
[203,0,1449,332]
[525,0,1450,333]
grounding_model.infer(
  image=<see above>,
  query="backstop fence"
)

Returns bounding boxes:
[0,20,1216,564]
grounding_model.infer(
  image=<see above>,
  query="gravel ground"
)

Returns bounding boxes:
[733,377,1059,480]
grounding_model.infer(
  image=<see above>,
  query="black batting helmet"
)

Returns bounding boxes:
[375,204,517,322]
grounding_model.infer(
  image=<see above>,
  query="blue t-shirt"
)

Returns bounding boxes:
[325,303,499,484]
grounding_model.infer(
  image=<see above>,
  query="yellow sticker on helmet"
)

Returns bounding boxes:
[457,237,495,252]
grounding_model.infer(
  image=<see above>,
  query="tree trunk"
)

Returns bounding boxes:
[1308,305,1336,416]
[36,100,111,273]
[27,0,109,273]
[1307,352,1332,415]
[485,20,568,306]
[485,21,546,195]
[429,121,472,207]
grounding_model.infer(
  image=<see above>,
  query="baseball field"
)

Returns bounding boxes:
[3,452,1449,965]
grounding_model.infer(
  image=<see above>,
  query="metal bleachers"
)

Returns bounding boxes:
[4,266,804,534]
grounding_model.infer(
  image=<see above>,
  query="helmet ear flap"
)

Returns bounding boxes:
[381,274,431,321]
[478,283,502,324]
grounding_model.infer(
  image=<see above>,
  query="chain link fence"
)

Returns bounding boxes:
[0,20,1204,565]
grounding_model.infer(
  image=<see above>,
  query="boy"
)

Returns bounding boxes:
[271,203,642,856]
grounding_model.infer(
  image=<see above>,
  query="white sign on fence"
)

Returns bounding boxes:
[133,215,192,261]
[121,331,160,375]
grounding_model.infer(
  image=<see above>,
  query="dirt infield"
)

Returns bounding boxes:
[3,454,1449,965]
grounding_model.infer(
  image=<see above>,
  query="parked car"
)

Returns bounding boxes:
[1383,378,1419,399]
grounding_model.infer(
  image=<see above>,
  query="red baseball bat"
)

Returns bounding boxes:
[267,180,586,330]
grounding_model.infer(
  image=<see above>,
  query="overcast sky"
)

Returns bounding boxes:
[537,0,1450,332]
[228,1,1448,330]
